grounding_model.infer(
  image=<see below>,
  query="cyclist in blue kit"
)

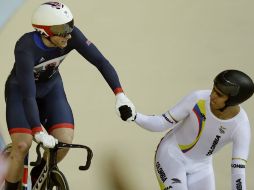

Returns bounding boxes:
[4,2,135,189]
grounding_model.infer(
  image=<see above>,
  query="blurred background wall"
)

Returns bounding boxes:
[0,0,25,151]
[0,0,24,28]
[0,0,254,189]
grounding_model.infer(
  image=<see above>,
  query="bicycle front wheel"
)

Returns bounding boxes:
[47,170,69,190]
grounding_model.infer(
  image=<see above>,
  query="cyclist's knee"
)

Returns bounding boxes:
[10,134,33,160]
[11,141,31,160]
[16,141,31,153]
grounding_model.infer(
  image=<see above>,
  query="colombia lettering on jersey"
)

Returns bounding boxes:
[156,162,168,183]
[231,164,245,169]
[206,135,221,156]
[236,178,242,190]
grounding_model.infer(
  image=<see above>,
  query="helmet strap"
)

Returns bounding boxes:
[41,35,57,48]
[219,106,227,112]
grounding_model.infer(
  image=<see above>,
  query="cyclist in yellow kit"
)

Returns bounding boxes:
[133,70,254,190]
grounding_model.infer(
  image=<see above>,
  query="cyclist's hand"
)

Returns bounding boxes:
[34,132,58,148]
[115,93,136,121]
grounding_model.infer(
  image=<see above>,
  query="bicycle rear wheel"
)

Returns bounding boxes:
[47,170,69,190]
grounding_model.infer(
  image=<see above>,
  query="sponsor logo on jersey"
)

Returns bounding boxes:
[219,126,226,134]
[162,179,181,190]
[162,113,174,124]
[236,178,242,190]
[39,57,45,63]
[171,178,181,184]
[86,40,92,46]
[231,164,245,169]
[206,135,221,156]
[156,162,167,183]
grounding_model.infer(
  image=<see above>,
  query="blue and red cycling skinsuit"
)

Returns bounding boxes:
[5,26,123,135]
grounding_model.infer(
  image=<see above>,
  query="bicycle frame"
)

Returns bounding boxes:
[30,142,93,190]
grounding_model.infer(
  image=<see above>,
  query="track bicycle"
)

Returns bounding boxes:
[30,142,93,190]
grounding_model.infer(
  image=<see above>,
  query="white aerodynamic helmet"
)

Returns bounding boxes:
[32,2,74,37]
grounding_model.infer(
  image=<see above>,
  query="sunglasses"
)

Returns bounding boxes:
[50,20,74,37]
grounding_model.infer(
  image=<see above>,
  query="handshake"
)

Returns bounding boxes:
[115,93,136,122]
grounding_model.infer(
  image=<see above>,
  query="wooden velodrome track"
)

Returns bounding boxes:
[0,0,253,189]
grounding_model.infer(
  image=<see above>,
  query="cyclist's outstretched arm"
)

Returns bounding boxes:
[134,112,177,132]
[70,27,136,121]
[133,91,199,132]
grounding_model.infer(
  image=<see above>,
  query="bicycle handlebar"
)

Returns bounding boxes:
[30,143,43,167]
[30,142,93,170]
[57,142,93,170]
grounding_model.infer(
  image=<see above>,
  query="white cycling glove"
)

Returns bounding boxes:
[34,131,58,148]
[115,93,136,121]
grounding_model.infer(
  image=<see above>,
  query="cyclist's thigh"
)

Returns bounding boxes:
[155,139,188,190]
[40,78,74,133]
[5,83,32,135]
[51,128,74,145]
[187,162,215,190]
